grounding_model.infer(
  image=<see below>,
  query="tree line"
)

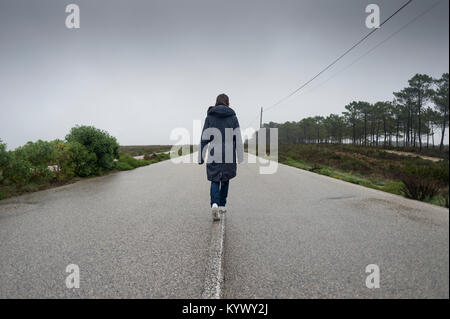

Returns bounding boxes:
[265,73,449,152]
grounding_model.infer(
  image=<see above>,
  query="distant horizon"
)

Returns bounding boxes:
[1,0,448,149]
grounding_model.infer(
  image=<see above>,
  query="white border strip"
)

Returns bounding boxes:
[201,214,226,299]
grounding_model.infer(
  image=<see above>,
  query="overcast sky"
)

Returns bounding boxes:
[0,0,448,149]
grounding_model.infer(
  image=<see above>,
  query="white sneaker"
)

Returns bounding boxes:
[211,203,220,221]
[219,206,227,214]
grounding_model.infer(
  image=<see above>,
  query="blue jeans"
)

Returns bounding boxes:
[210,180,229,207]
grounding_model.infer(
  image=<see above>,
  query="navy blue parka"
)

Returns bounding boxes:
[198,105,244,182]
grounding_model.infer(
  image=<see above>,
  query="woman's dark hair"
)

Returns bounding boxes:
[215,94,229,106]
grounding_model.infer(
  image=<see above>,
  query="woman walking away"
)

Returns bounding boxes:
[199,94,244,221]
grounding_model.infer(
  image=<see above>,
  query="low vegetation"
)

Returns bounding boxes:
[251,72,449,208]
[120,145,172,156]
[144,152,171,163]
[277,143,449,207]
[120,145,195,160]
[0,126,155,200]
[115,153,150,171]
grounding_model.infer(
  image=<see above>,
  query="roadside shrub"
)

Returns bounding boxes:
[434,160,449,184]
[17,140,56,167]
[0,139,39,188]
[114,161,134,171]
[119,145,172,156]
[0,139,8,165]
[115,153,149,171]
[309,163,322,172]
[69,142,98,177]
[52,140,98,180]
[3,154,32,187]
[401,176,441,201]
[399,164,446,201]
[12,140,57,183]
[66,126,119,172]
[0,139,10,184]
[144,152,170,163]
[1,128,150,200]
[52,140,75,181]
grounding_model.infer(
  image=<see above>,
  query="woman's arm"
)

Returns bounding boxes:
[234,117,244,164]
[198,117,211,164]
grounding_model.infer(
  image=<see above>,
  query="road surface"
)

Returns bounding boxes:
[0,154,448,298]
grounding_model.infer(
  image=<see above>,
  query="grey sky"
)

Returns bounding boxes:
[0,0,448,149]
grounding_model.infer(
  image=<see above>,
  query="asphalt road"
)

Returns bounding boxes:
[0,156,212,298]
[0,154,448,298]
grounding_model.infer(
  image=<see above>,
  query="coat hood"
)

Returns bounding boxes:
[208,105,236,118]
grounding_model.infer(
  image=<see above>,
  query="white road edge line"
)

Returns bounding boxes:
[201,213,226,299]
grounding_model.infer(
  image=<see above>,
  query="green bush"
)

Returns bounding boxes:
[71,142,98,177]
[1,127,157,200]
[66,125,119,172]
[309,163,322,172]
[144,152,170,163]
[119,145,172,156]
[3,154,32,187]
[114,161,134,171]
[401,176,441,201]
[52,140,98,180]
[1,139,32,188]
[0,139,9,184]
[399,164,447,201]
[115,153,150,171]
[434,160,449,184]
[12,140,57,183]
[14,140,56,168]
[52,140,75,181]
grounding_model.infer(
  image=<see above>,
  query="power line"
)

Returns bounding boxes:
[302,0,444,97]
[263,0,414,113]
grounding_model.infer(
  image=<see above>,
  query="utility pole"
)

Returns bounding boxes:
[259,107,263,129]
